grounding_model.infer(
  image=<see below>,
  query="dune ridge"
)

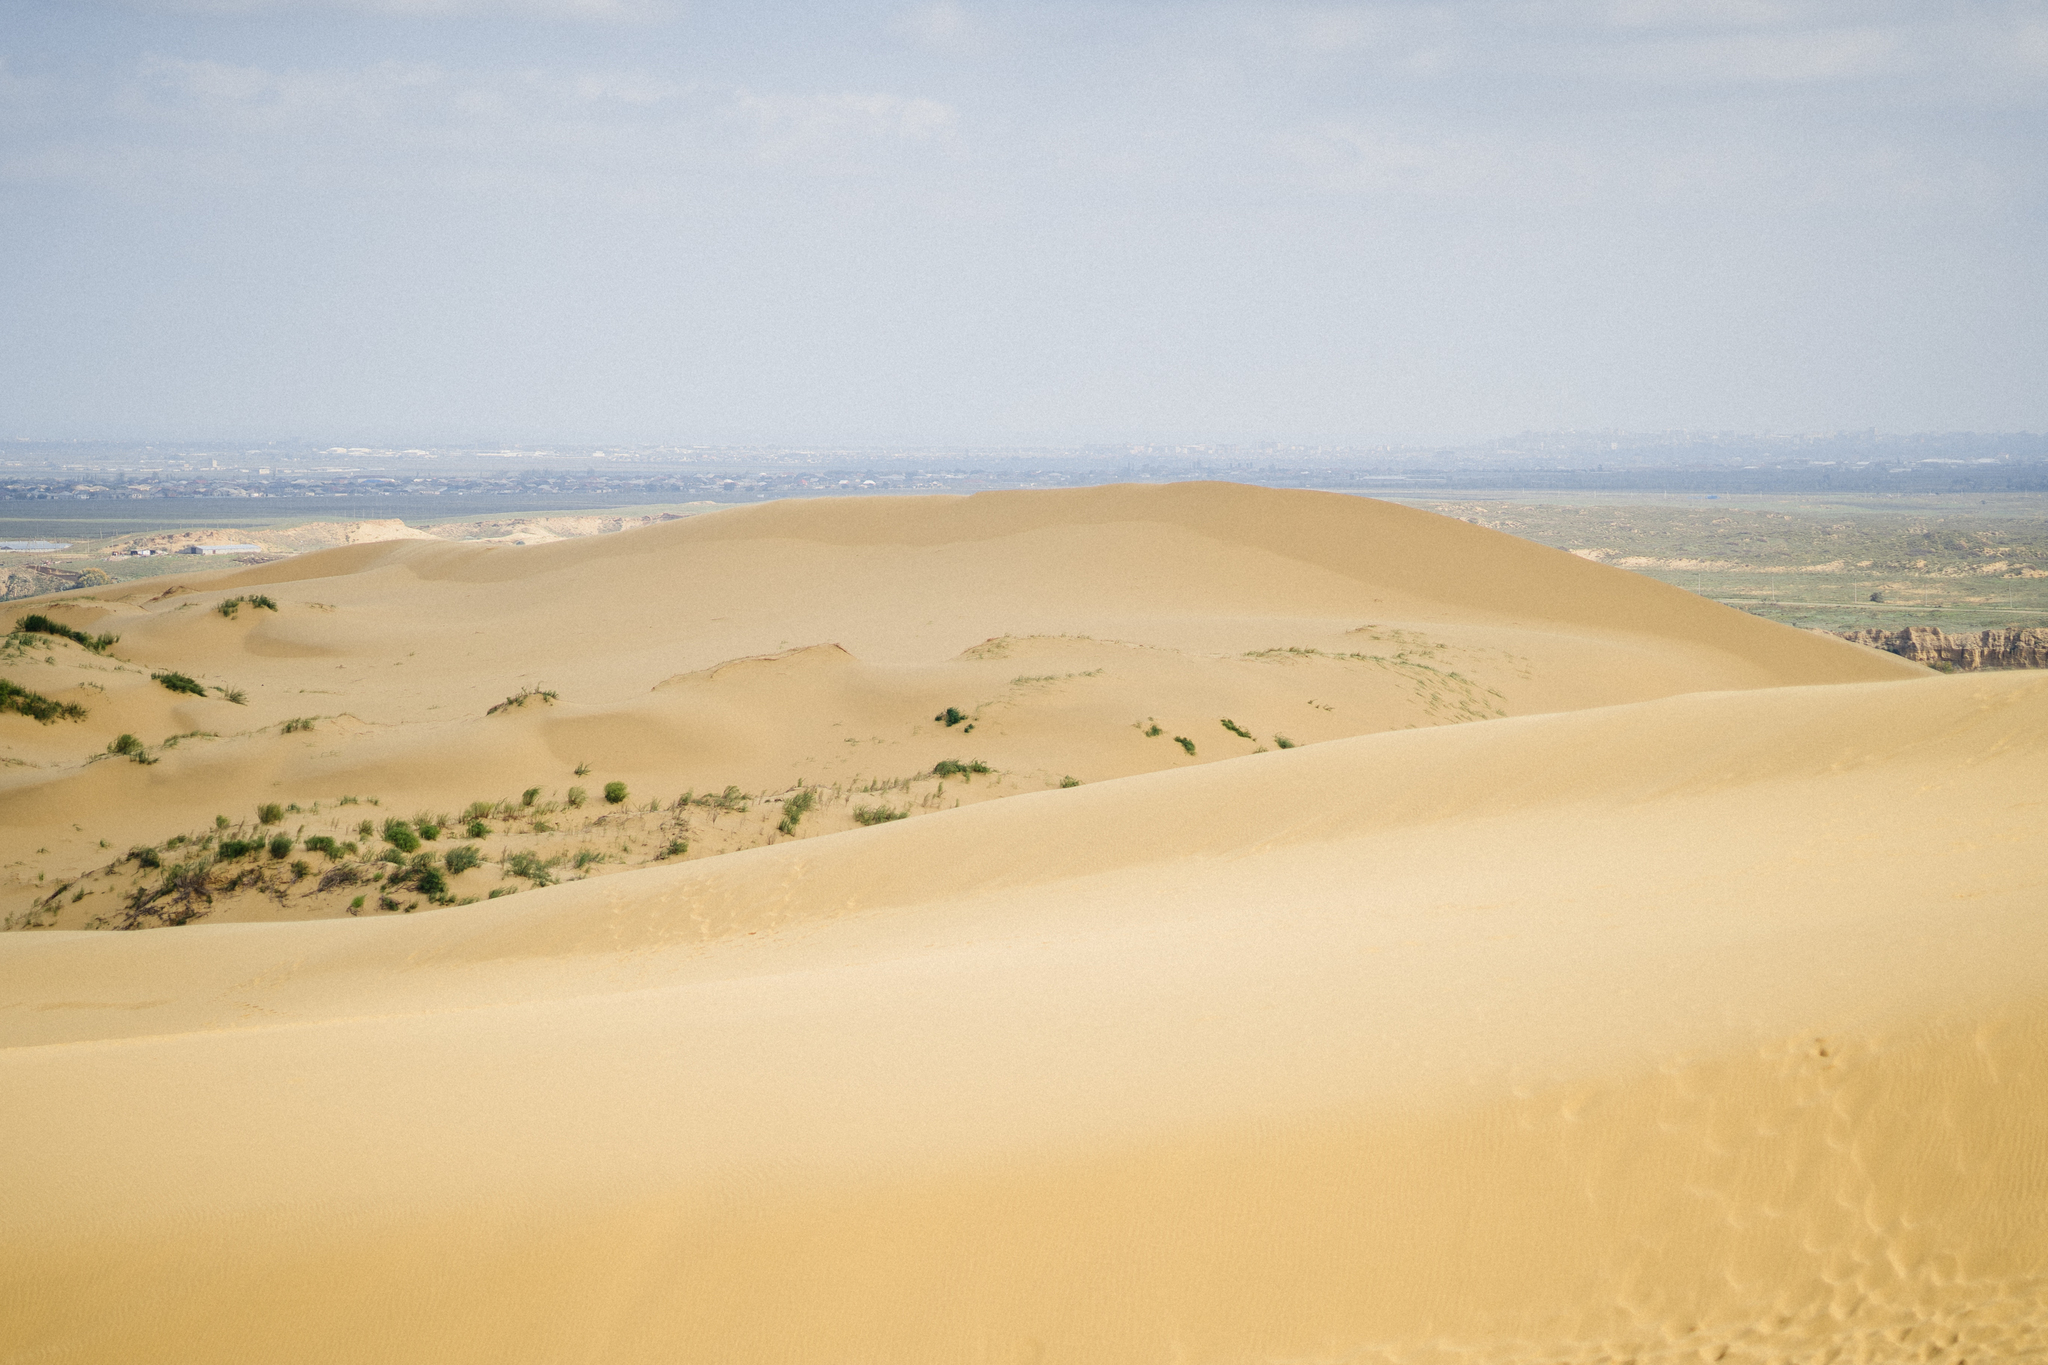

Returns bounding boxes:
[3,666,2044,1362]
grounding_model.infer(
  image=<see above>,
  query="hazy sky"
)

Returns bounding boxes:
[3,1,2044,444]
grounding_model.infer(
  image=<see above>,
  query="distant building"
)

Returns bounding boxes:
[181,543,263,555]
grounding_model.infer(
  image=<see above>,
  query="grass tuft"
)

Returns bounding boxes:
[16,614,118,654]
[852,804,907,825]
[1173,735,1196,756]
[777,788,818,835]
[931,759,991,779]
[152,670,205,697]
[1,677,87,723]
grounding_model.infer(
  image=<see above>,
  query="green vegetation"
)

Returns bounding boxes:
[1174,736,1197,756]
[304,835,342,859]
[1219,718,1254,740]
[521,787,542,807]
[281,717,315,733]
[691,785,749,812]
[1144,724,1163,737]
[217,838,260,860]
[565,786,587,808]
[487,687,558,715]
[267,834,293,859]
[931,759,991,779]
[853,804,907,825]
[603,781,628,805]
[504,849,559,886]
[214,595,277,619]
[2,678,86,723]
[152,671,205,697]
[1060,775,1081,788]
[778,788,817,835]
[574,761,591,777]
[466,819,489,838]
[660,838,689,858]
[16,614,118,654]
[106,733,143,757]
[1274,735,1297,749]
[935,706,968,727]
[382,819,421,853]
[573,848,605,870]
[443,845,483,875]
[415,817,442,841]
[257,803,284,825]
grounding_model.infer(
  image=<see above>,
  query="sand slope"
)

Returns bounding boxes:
[0,484,1916,926]
[3,666,2043,1363]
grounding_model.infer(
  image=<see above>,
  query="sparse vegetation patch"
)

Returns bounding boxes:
[152,671,206,697]
[488,687,558,715]
[931,759,991,779]
[16,614,119,654]
[1,677,86,724]
[853,804,907,825]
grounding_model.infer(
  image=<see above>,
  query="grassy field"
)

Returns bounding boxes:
[1399,492,2048,634]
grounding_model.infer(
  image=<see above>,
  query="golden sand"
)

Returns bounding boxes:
[2,485,2037,1362]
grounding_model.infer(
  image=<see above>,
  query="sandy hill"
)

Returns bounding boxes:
[3,662,2042,1362]
[1,483,1913,928]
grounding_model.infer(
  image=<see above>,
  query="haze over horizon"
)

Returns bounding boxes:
[4,1,2045,445]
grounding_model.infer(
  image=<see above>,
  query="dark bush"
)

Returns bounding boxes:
[443,845,482,874]
[107,733,144,756]
[777,788,817,835]
[382,819,420,853]
[931,759,991,779]
[16,614,118,654]
[1,677,86,723]
[466,819,489,838]
[935,707,967,727]
[603,781,628,805]
[257,803,284,825]
[153,671,205,696]
[853,804,907,825]
[1219,718,1253,740]
[267,834,293,859]
[304,835,341,859]
[1174,736,1196,756]
[217,838,259,859]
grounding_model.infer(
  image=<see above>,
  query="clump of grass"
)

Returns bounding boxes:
[289,859,311,880]
[443,845,483,875]
[777,788,818,835]
[1173,736,1196,756]
[219,687,247,705]
[1144,724,1163,738]
[152,671,205,697]
[15,614,118,654]
[1060,775,1081,788]
[106,733,144,757]
[465,819,489,838]
[0,677,87,723]
[132,846,162,869]
[257,803,284,825]
[338,794,360,806]
[931,759,991,779]
[1274,735,1297,749]
[217,837,260,860]
[214,595,279,619]
[267,833,293,859]
[414,816,442,841]
[573,848,605,870]
[935,707,968,727]
[281,717,315,733]
[521,787,541,807]
[304,835,342,859]
[1219,718,1253,740]
[853,804,907,825]
[487,687,558,715]
[574,761,591,777]
[659,838,688,858]
[464,800,495,821]
[693,785,749,812]
[603,781,628,805]
[504,849,558,886]
[382,818,420,853]
[565,786,587,808]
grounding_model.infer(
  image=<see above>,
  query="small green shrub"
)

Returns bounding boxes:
[267,833,293,859]
[603,781,628,805]
[695,785,749,812]
[853,804,907,825]
[357,818,375,838]
[778,788,818,835]
[574,761,591,777]
[289,859,311,879]
[16,614,118,654]
[935,706,967,727]
[1144,724,1163,737]
[338,795,360,806]
[465,819,489,838]
[504,850,556,885]
[414,867,448,899]
[220,688,247,705]
[415,818,442,841]
[1174,736,1196,756]
[487,687,558,715]
[464,800,495,821]
[382,818,420,853]
[521,786,541,807]
[281,717,315,733]
[1273,735,1297,749]
[565,786,587,808]
[152,671,205,696]
[1060,775,1081,788]
[248,595,277,611]
[107,733,144,756]
[660,838,688,858]
[217,838,259,860]
[133,846,162,869]
[304,835,341,859]
[931,759,991,779]
[0,677,87,723]
[1219,718,1253,740]
[257,803,284,825]
[443,845,483,874]
[573,848,605,870]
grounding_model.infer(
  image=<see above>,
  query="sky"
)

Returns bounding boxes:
[2,1,2044,445]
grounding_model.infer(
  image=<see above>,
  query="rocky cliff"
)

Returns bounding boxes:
[1838,625,2048,670]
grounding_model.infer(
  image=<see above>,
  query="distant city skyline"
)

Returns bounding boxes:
[5,1,2045,443]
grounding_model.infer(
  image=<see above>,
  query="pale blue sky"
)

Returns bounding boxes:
[4,1,2044,443]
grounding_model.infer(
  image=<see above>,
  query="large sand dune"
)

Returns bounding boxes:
[9,484,2034,1363]
[4,665,2043,1361]
[1,484,1912,926]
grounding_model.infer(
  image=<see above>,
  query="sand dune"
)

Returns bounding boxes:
[1,484,1913,927]
[3,665,2042,1361]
